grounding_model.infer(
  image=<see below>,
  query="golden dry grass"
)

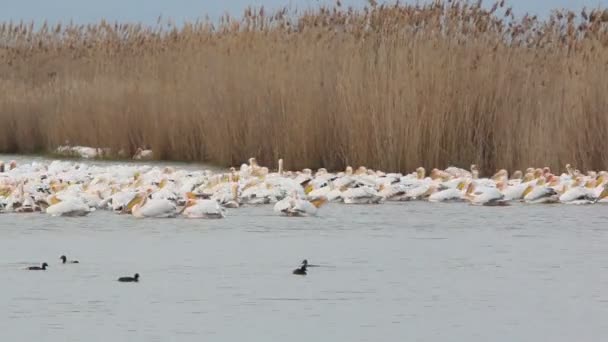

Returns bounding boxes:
[1,1,608,174]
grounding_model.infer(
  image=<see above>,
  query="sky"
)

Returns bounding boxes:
[0,0,606,25]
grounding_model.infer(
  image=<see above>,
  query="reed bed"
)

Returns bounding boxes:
[1,0,608,174]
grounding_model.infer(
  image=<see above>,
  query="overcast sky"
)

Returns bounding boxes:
[0,0,606,25]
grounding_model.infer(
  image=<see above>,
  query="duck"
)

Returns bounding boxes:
[60,255,79,264]
[118,273,139,282]
[292,264,307,275]
[27,262,48,270]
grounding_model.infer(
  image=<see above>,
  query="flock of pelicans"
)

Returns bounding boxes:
[1,157,608,219]
[25,256,313,280]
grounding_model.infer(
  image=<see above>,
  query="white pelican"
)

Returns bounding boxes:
[522,183,559,204]
[183,198,225,219]
[273,195,327,217]
[45,196,91,217]
[126,192,178,218]
[428,182,466,202]
[342,185,383,204]
[307,183,344,202]
[101,190,139,212]
[499,177,535,201]
[240,183,276,205]
[559,180,597,204]
[211,183,240,208]
[465,183,507,206]
[378,183,408,201]
[444,166,472,178]
[133,148,153,160]
[404,182,436,201]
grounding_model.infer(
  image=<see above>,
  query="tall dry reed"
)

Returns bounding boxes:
[1,1,608,174]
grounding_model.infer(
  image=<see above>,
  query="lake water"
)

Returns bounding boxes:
[2,200,608,342]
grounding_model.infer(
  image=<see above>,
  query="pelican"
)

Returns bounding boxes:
[274,194,327,217]
[522,183,559,204]
[342,185,383,204]
[183,198,225,219]
[126,192,178,218]
[45,196,91,217]
[133,148,153,160]
[465,183,507,206]
[559,180,597,204]
[428,182,466,202]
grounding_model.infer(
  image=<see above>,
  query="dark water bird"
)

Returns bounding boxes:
[60,255,79,264]
[118,273,139,282]
[293,260,309,275]
[293,265,307,275]
[27,262,48,270]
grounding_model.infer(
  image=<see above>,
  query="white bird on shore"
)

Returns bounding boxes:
[133,148,153,160]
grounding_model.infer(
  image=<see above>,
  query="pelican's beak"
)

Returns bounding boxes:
[48,195,62,205]
[599,187,608,200]
[457,181,466,191]
[310,197,328,208]
[304,184,314,194]
[125,194,143,212]
[522,185,534,198]
[159,179,168,189]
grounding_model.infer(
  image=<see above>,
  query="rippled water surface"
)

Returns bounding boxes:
[2,201,608,342]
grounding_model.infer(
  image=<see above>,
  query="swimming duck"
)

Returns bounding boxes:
[27,262,48,270]
[292,264,307,275]
[118,273,139,282]
[60,255,79,264]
